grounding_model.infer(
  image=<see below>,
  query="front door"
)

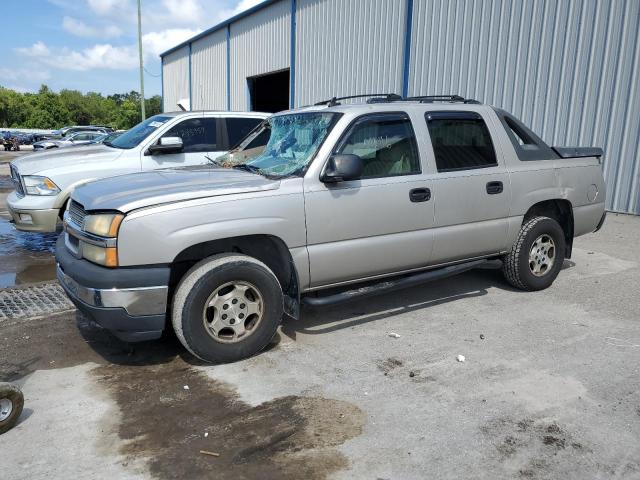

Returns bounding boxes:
[142,116,219,169]
[304,112,436,288]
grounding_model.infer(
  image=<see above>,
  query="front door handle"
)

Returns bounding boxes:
[486,181,503,195]
[409,188,431,202]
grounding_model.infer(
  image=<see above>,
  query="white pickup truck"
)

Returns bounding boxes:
[7,111,268,232]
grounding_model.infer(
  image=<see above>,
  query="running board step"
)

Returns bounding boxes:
[301,259,502,307]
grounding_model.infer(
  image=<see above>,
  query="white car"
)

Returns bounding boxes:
[8,111,268,232]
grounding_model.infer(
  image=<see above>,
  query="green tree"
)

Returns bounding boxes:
[0,85,161,130]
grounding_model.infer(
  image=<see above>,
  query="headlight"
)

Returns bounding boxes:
[82,243,118,267]
[22,175,60,196]
[83,213,124,237]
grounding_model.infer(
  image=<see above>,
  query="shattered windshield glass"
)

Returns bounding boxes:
[212,112,341,178]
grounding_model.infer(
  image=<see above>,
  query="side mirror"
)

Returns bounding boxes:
[321,154,364,183]
[147,136,183,155]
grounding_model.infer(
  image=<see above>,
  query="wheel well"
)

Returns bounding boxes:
[58,198,69,220]
[169,235,300,317]
[524,199,574,258]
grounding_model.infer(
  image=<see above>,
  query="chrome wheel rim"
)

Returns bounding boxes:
[529,234,556,277]
[0,398,13,422]
[202,281,264,344]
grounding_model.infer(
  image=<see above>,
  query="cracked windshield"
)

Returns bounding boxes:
[212,112,340,178]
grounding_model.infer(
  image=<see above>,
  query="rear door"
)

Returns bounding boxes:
[425,110,511,263]
[304,112,435,287]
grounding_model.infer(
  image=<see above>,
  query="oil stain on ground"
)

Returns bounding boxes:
[95,358,365,480]
[1,311,366,479]
[480,416,639,478]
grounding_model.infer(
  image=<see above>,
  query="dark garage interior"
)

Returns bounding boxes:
[248,69,290,113]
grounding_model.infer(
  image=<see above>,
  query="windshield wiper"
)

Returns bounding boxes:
[205,154,226,166]
[232,164,264,175]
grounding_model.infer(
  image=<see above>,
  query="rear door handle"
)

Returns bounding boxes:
[409,188,431,202]
[486,181,503,195]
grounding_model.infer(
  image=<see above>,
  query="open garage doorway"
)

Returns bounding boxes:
[248,69,290,113]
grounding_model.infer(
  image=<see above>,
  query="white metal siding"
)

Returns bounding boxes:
[191,29,228,110]
[408,0,640,214]
[295,0,406,107]
[229,0,291,111]
[162,46,190,112]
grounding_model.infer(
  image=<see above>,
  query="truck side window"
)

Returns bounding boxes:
[225,117,264,149]
[337,114,421,179]
[162,118,217,153]
[425,112,498,172]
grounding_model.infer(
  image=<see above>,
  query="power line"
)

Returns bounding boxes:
[144,67,161,78]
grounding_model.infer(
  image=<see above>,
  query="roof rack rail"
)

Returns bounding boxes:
[404,95,481,104]
[314,93,402,107]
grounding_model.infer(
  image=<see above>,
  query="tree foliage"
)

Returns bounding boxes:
[0,85,162,130]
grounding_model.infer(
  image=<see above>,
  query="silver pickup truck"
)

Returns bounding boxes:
[55,95,606,363]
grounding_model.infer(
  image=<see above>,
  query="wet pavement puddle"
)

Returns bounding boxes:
[0,217,58,288]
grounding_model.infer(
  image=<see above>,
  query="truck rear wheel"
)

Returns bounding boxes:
[0,383,24,434]
[172,254,283,363]
[502,216,566,291]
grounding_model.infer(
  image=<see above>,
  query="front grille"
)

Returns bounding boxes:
[9,164,24,196]
[68,200,87,228]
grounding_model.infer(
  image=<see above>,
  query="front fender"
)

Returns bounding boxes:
[116,192,307,267]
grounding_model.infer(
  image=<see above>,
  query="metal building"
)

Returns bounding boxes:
[161,0,640,215]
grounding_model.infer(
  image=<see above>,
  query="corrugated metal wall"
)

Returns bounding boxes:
[294,0,406,107]
[408,0,640,214]
[161,46,190,111]
[191,29,228,110]
[229,0,291,110]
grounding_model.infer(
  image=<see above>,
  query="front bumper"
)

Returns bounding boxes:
[7,192,61,232]
[55,235,170,342]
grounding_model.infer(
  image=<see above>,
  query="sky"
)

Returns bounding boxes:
[0,0,263,97]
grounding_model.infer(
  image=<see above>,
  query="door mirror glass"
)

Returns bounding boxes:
[147,136,183,155]
[321,154,364,183]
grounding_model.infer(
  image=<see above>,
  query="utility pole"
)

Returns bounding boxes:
[137,0,146,121]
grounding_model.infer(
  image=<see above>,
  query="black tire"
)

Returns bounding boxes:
[502,216,566,291]
[0,383,24,435]
[172,254,283,363]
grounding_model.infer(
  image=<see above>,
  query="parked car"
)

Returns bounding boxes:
[52,125,114,137]
[7,111,269,232]
[55,95,607,363]
[33,131,106,150]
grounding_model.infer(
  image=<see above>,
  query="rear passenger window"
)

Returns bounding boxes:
[226,117,264,149]
[426,112,497,172]
[337,114,421,179]
[162,118,217,153]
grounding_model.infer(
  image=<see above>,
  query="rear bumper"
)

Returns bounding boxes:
[55,235,170,342]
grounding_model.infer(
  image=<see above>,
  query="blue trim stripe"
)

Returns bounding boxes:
[289,0,297,108]
[160,60,164,112]
[188,43,192,110]
[226,25,231,110]
[402,0,414,98]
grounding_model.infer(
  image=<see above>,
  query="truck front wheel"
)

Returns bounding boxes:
[502,216,566,291]
[172,254,283,363]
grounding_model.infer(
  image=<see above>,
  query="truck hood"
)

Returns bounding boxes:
[72,166,281,212]
[11,145,123,175]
